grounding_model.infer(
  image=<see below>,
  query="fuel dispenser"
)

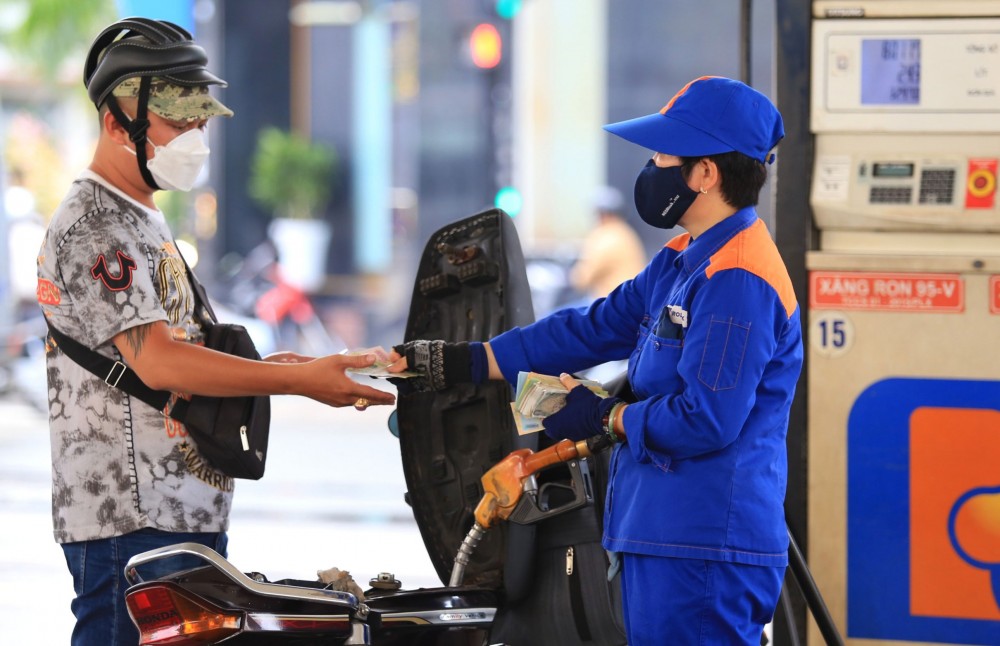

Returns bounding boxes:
[808,2,1000,644]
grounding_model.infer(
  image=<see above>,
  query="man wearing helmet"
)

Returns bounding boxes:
[37,18,394,644]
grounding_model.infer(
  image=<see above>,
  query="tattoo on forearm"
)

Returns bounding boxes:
[125,325,151,357]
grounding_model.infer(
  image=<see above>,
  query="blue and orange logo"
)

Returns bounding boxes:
[849,379,1000,644]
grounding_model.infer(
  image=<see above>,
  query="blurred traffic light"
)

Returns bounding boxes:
[469,22,502,69]
[494,186,522,217]
[495,0,522,19]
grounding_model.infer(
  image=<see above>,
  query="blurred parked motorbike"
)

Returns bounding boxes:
[216,240,345,358]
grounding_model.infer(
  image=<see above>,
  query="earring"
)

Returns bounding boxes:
[699,187,708,194]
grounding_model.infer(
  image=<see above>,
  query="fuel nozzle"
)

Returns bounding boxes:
[452,436,614,587]
[449,522,487,587]
[572,433,613,460]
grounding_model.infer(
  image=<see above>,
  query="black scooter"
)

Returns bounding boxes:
[123,435,607,645]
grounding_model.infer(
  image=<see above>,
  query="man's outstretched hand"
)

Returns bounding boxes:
[302,353,396,408]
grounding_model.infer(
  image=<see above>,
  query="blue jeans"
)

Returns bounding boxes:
[61,528,228,646]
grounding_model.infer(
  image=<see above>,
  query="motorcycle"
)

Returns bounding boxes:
[123,434,610,645]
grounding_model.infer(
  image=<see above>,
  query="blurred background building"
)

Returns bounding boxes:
[0,0,776,355]
[8,4,1000,645]
[0,4,785,639]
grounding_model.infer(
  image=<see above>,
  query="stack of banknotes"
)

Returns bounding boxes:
[343,346,420,379]
[511,371,608,435]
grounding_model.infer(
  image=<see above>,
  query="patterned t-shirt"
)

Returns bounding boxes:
[37,171,233,544]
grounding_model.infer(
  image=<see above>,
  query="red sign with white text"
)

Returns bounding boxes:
[810,272,964,312]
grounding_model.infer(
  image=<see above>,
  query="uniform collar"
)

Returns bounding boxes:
[675,206,757,273]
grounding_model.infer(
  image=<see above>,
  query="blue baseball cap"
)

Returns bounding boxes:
[603,76,784,164]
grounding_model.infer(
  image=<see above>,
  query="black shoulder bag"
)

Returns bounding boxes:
[46,261,271,480]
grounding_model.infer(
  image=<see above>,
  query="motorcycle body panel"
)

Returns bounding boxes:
[124,542,497,645]
[366,586,498,646]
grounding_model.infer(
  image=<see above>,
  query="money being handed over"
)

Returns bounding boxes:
[344,346,421,379]
[511,371,609,435]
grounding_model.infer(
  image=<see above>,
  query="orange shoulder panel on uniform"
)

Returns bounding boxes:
[665,233,691,252]
[705,219,797,318]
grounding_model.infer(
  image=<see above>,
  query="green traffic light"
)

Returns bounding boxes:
[495,0,522,20]
[494,186,522,217]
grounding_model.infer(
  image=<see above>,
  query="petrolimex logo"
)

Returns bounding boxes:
[848,378,1000,645]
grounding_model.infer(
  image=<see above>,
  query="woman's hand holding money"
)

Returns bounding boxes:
[543,373,622,442]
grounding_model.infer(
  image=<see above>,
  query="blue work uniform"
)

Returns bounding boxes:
[489,207,803,644]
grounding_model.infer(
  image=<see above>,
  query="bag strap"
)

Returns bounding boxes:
[175,244,218,326]
[45,320,172,412]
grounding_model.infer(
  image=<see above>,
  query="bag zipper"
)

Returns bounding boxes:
[565,545,592,641]
[240,425,249,451]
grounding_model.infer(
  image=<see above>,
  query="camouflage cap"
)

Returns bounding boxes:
[112,77,234,121]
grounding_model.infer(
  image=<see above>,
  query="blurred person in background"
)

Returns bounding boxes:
[389,76,802,645]
[37,18,393,645]
[5,180,46,322]
[569,185,647,302]
[567,185,648,383]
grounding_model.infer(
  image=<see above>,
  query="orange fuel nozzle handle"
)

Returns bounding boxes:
[473,438,596,529]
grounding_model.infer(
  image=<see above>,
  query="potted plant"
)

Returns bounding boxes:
[248,127,337,291]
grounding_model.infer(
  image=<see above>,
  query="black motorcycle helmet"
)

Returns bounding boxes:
[83,17,228,190]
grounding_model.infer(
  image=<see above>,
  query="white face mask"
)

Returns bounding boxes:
[124,128,210,192]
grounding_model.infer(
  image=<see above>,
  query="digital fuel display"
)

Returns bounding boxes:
[861,38,921,105]
[873,162,915,178]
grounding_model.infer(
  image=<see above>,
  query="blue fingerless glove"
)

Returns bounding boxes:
[543,385,621,442]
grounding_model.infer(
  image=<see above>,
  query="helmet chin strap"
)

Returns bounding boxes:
[105,76,162,190]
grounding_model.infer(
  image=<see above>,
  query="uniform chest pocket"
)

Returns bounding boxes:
[697,316,751,391]
[632,320,684,396]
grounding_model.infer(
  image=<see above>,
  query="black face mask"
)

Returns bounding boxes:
[633,160,699,230]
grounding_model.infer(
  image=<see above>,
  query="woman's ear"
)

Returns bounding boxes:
[699,158,721,192]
